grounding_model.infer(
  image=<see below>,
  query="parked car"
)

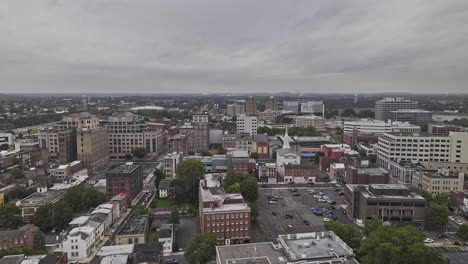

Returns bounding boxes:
[303,220,310,225]
[272,211,277,216]
[424,238,434,243]
[268,201,277,204]
[288,224,294,231]
[293,193,300,196]
[323,217,331,222]
[330,205,336,210]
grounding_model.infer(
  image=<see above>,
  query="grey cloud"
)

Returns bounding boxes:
[0,0,467,93]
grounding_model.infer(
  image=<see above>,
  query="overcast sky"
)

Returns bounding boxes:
[1,0,467,94]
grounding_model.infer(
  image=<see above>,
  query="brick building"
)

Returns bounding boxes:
[283,164,316,183]
[199,174,251,245]
[345,167,389,185]
[106,162,143,199]
[229,151,250,175]
[0,225,37,250]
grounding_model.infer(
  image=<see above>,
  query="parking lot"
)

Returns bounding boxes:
[254,186,350,242]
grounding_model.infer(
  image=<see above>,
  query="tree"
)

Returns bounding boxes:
[33,231,46,251]
[154,168,166,189]
[4,186,35,203]
[225,184,241,193]
[248,202,259,223]
[169,209,180,224]
[364,217,383,236]
[0,204,24,229]
[63,186,106,213]
[341,109,357,117]
[11,168,25,179]
[240,176,259,203]
[457,224,468,241]
[131,205,150,215]
[33,201,73,232]
[368,154,377,164]
[325,220,362,250]
[359,225,446,264]
[426,202,450,230]
[131,147,147,159]
[222,171,247,188]
[184,232,217,264]
[174,160,205,205]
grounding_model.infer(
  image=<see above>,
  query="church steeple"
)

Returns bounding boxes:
[282,126,290,149]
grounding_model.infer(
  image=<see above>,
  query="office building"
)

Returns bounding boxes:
[412,168,464,194]
[294,115,326,130]
[300,101,324,114]
[115,214,149,245]
[257,110,280,122]
[107,112,163,160]
[377,132,468,169]
[390,109,432,126]
[39,128,77,164]
[16,187,65,222]
[428,123,466,136]
[245,96,257,115]
[345,184,426,228]
[77,126,109,172]
[282,101,300,113]
[199,174,251,245]
[226,104,245,117]
[343,120,420,136]
[216,232,356,264]
[192,114,209,153]
[168,133,190,156]
[106,162,143,199]
[55,112,100,130]
[161,152,183,179]
[345,167,389,184]
[375,97,418,121]
[236,114,257,135]
[265,96,278,111]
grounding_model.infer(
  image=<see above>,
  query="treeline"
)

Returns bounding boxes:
[0,113,64,130]
[258,126,321,136]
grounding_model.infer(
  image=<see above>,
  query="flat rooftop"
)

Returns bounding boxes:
[385,132,444,137]
[107,162,142,175]
[216,242,285,264]
[18,190,64,207]
[117,214,148,236]
[357,167,388,176]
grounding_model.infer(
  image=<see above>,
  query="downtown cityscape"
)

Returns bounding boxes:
[1,1,468,264]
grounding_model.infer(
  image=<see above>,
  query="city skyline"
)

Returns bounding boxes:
[1,0,467,94]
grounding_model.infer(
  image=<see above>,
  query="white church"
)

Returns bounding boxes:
[276,127,301,177]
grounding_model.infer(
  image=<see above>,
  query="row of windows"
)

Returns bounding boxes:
[207,213,248,220]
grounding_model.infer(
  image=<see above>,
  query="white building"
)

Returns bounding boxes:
[162,152,183,178]
[377,132,468,170]
[294,115,326,131]
[226,104,245,117]
[91,208,113,232]
[158,224,174,253]
[343,119,420,135]
[236,114,257,135]
[63,226,96,260]
[300,101,324,114]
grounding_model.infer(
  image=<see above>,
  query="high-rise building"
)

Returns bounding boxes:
[265,96,278,111]
[39,128,77,164]
[77,126,109,173]
[282,101,300,114]
[107,112,163,160]
[56,112,99,130]
[354,94,358,104]
[390,109,433,126]
[106,162,143,199]
[192,114,209,153]
[343,120,420,136]
[226,104,245,117]
[245,96,257,115]
[375,97,418,121]
[300,101,324,114]
[236,114,257,135]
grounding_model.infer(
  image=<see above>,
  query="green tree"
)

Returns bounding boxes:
[4,186,35,203]
[184,232,217,264]
[11,168,25,179]
[131,205,150,215]
[131,147,147,159]
[169,209,180,224]
[168,179,187,205]
[33,201,73,232]
[341,109,357,117]
[325,220,362,250]
[222,171,247,188]
[364,217,383,236]
[426,203,450,229]
[174,160,205,205]
[359,225,446,264]
[33,231,46,251]
[154,168,166,189]
[240,176,259,203]
[457,224,468,241]
[225,184,241,193]
[248,202,259,223]
[63,185,106,213]
[0,204,24,229]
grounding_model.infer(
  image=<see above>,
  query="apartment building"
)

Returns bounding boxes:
[294,115,326,131]
[55,112,100,130]
[62,226,96,261]
[0,225,36,250]
[226,104,245,117]
[345,184,426,228]
[265,96,278,111]
[107,112,163,160]
[412,168,464,194]
[199,174,251,245]
[192,114,209,153]
[106,162,143,199]
[283,164,316,183]
[245,96,257,115]
[375,97,418,121]
[39,128,77,164]
[377,132,468,170]
[236,114,257,135]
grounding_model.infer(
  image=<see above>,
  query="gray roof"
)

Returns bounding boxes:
[0,255,24,264]
[159,224,173,239]
[159,179,172,190]
[0,229,27,239]
[276,148,298,156]
[117,214,148,236]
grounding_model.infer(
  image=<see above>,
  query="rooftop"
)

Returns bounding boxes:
[159,224,173,239]
[18,190,64,207]
[284,164,315,170]
[216,242,284,264]
[107,162,142,175]
[231,150,249,158]
[356,167,388,176]
[159,179,172,190]
[97,245,134,257]
[391,109,432,113]
[385,132,443,137]
[117,214,148,236]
